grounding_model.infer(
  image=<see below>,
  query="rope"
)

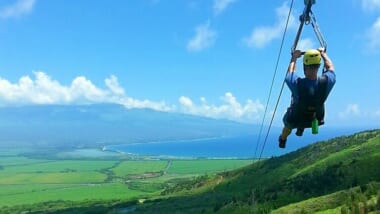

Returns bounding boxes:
[254,0,295,161]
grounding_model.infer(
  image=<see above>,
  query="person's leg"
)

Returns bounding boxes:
[296,127,304,136]
[280,127,292,140]
[279,110,293,148]
[279,126,291,148]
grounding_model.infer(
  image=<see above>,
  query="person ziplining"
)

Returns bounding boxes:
[277,0,336,148]
[255,0,337,156]
[278,48,335,148]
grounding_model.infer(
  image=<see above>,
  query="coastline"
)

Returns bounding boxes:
[102,135,257,160]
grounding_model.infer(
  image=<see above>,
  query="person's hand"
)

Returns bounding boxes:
[291,50,303,59]
[317,47,326,53]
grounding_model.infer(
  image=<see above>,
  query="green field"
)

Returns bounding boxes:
[0,149,252,211]
[168,159,252,175]
[0,171,107,184]
[0,183,139,207]
[0,157,51,166]
[112,160,168,177]
[2,160,118,173]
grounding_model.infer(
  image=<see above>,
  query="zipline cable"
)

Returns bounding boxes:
[250,3,295,213]
[254,0,295,161]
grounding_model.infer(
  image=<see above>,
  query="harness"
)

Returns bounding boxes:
[288,76,328,128]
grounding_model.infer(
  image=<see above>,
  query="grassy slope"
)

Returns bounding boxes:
[167,160,252,175]
[133,129,380,213]
[272,182,380,214]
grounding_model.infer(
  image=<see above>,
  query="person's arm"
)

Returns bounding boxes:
[318,48,334,71]
[286,50,302,93]
[318,48,336,96]
[287,50,303,73]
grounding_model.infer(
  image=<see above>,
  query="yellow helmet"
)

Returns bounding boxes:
[303,49,321,66]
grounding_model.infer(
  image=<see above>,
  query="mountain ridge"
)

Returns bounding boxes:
[0,104,255,149]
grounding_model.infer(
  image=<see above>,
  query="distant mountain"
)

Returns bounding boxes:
[0,104,255,148]
[132,129,380,213]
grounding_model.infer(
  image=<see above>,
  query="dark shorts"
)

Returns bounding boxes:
[283,107,325,129]
[282,108,296,129]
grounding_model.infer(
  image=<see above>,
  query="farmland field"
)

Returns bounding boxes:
[0,157,51,166]
[167,159,252,175]
[2,160,118,173]
[112,160,168,177]
[0,183,140,207]
[0,148,252,211]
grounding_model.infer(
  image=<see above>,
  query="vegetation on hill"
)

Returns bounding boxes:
[130,129,380,213]
[1,129,379,213]
[271,182,380,214]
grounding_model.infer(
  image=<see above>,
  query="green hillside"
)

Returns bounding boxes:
[131,129,380,213]
[272,182,380,214]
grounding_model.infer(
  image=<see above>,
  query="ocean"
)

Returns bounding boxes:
[105,127,363,159]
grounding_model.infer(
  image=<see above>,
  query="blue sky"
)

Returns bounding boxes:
[0,0,379,128]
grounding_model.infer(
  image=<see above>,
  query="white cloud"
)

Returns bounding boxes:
[375,109,380,117]
[187,21,217,52]
[0,72,69,104]
[200,97,207,104]
[336,104,380,126]
[0,72,169,112]
[243,2,296,48]
[339,104,361,119]
[178,92,264,123]
[362,0,380,11]
[70,76,107,103]
[213,0,237,15]
[296,38,315,51]
[105,75,124,96]
[179,96,194,113]
[0,0,36,19]
[0,72,265,123]
[366,17,380,52]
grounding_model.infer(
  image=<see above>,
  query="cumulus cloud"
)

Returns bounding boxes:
[296,38,316,51]
[187,21,217,52]
[339,104,361,119]
[178,92,264,123]
[366,17,380,52]
[336,104,380,126]
[361,0,380,53]
[362,0,380,11]
[213,0,237,15]
[243,2,296,48]
[179,96,193,108]
[0,72,169,111]
[0,0,36,19]
[105,75,124,96]
[0,72,264,123]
